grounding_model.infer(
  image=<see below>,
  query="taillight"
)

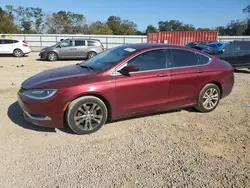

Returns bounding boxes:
[23,44,28,47]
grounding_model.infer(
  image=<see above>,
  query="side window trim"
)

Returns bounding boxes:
[110,48,212,76]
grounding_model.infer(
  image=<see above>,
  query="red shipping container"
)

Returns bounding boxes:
[147,31,218,45]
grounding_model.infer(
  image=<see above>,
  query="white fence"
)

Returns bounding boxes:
[1,34,250,51]
[0,34,147,51]
[218,36,250,42]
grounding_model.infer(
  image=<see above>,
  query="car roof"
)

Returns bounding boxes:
[73,38,101,42]
[121,43,190,51]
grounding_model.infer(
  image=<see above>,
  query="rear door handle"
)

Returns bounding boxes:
[157,73,168,77]
[196,70,204,73]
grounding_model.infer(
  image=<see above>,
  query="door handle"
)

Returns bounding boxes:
[157,73,168,77]
[196,70,204,73]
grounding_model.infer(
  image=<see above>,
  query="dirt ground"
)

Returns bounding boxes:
[0,53,250,188]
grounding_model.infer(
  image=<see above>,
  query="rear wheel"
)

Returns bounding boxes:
[47,52,58,61]
[87,51,97,59]
[13,49,23,57]
[195,83,221,113]
[66,96,108,134]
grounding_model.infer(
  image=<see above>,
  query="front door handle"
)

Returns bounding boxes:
[196,70,204,73]
[157,73,168,77]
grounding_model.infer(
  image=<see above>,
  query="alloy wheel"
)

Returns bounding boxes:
[14,50,23,57]
[74,102,103,130]
[202,88,219,110]
[48,53,57,61]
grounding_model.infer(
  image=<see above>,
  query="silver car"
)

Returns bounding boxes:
[39,39,104,61]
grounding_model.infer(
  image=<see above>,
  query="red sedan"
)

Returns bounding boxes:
[18,44,234,134]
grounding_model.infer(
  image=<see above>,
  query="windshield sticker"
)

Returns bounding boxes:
[124,48,136,52]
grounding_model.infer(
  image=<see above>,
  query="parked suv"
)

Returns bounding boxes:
[0,39,31,57]
[214,41,250,68]
[39,39,104,61]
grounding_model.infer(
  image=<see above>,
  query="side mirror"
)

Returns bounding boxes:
[118,65,139,75]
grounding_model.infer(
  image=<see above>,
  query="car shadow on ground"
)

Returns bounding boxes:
[7,101,56,133]
[0,54,29,58]
[7,101,198,134]
[36,58,86,62]
[234,69,250,74]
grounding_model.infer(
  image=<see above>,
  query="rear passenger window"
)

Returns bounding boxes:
[75,40,86,46]
[171,49,198,67]
[128,50,167,71]
[88,41,100,46]
[197,53,210,65]
[3,39,13,44]
[13,40,19,43]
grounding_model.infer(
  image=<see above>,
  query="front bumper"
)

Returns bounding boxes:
[39,52,47,59]
[17,91,65,128]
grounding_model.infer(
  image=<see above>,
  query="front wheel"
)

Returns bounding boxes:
[66,96,108,134]
[195,83,221,113]
[47,52,58,61]
[13,49,23,57]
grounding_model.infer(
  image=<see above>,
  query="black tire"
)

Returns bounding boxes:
[87,51,97,59]
[66,96,108,134]
[47,52,58,61]
[13,49,24,57]
[195,83,221,113]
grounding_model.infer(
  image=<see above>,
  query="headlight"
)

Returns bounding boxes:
[23,89,57,99]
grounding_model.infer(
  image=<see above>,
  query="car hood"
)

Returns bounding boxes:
[22,65,94,89]
[41,46,55,52]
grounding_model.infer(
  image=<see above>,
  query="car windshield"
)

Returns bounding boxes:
[80,46,137,72]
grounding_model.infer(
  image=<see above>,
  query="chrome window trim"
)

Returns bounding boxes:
[109,47,212,76]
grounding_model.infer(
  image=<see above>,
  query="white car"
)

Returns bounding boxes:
[0,39,31,57]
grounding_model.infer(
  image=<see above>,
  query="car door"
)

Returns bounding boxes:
[167,49,210,108]
[74,40,88,58]
[114,49,171,117]
[0,39,3,53]
[238,42,250,67]
[216,43,240,67]
[3,39,14,53]
[56,40,74,59]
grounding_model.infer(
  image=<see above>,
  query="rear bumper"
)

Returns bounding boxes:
[221,71,234,99]
[23,48,31,54]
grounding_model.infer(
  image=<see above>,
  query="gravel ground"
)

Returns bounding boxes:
[0,53,250,188]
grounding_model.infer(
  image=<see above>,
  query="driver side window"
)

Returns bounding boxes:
[127,50,167,72]
[224,43,240,53]
[60,40,72,48]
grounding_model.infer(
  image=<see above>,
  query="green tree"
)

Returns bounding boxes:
[14,6,36,33]
[145,25,158,34]
[226,20,247,35]
[31,8,45,33]
[243,5,250,35]
[0,7,20,33]
[197,28,211,31]
[45,11,86,34]
[107,16,122,34]
[158,20,195,31]
[89,21,113,35]
[107,16,137,35]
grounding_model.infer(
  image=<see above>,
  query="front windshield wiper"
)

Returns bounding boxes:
[76,63,96,72]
